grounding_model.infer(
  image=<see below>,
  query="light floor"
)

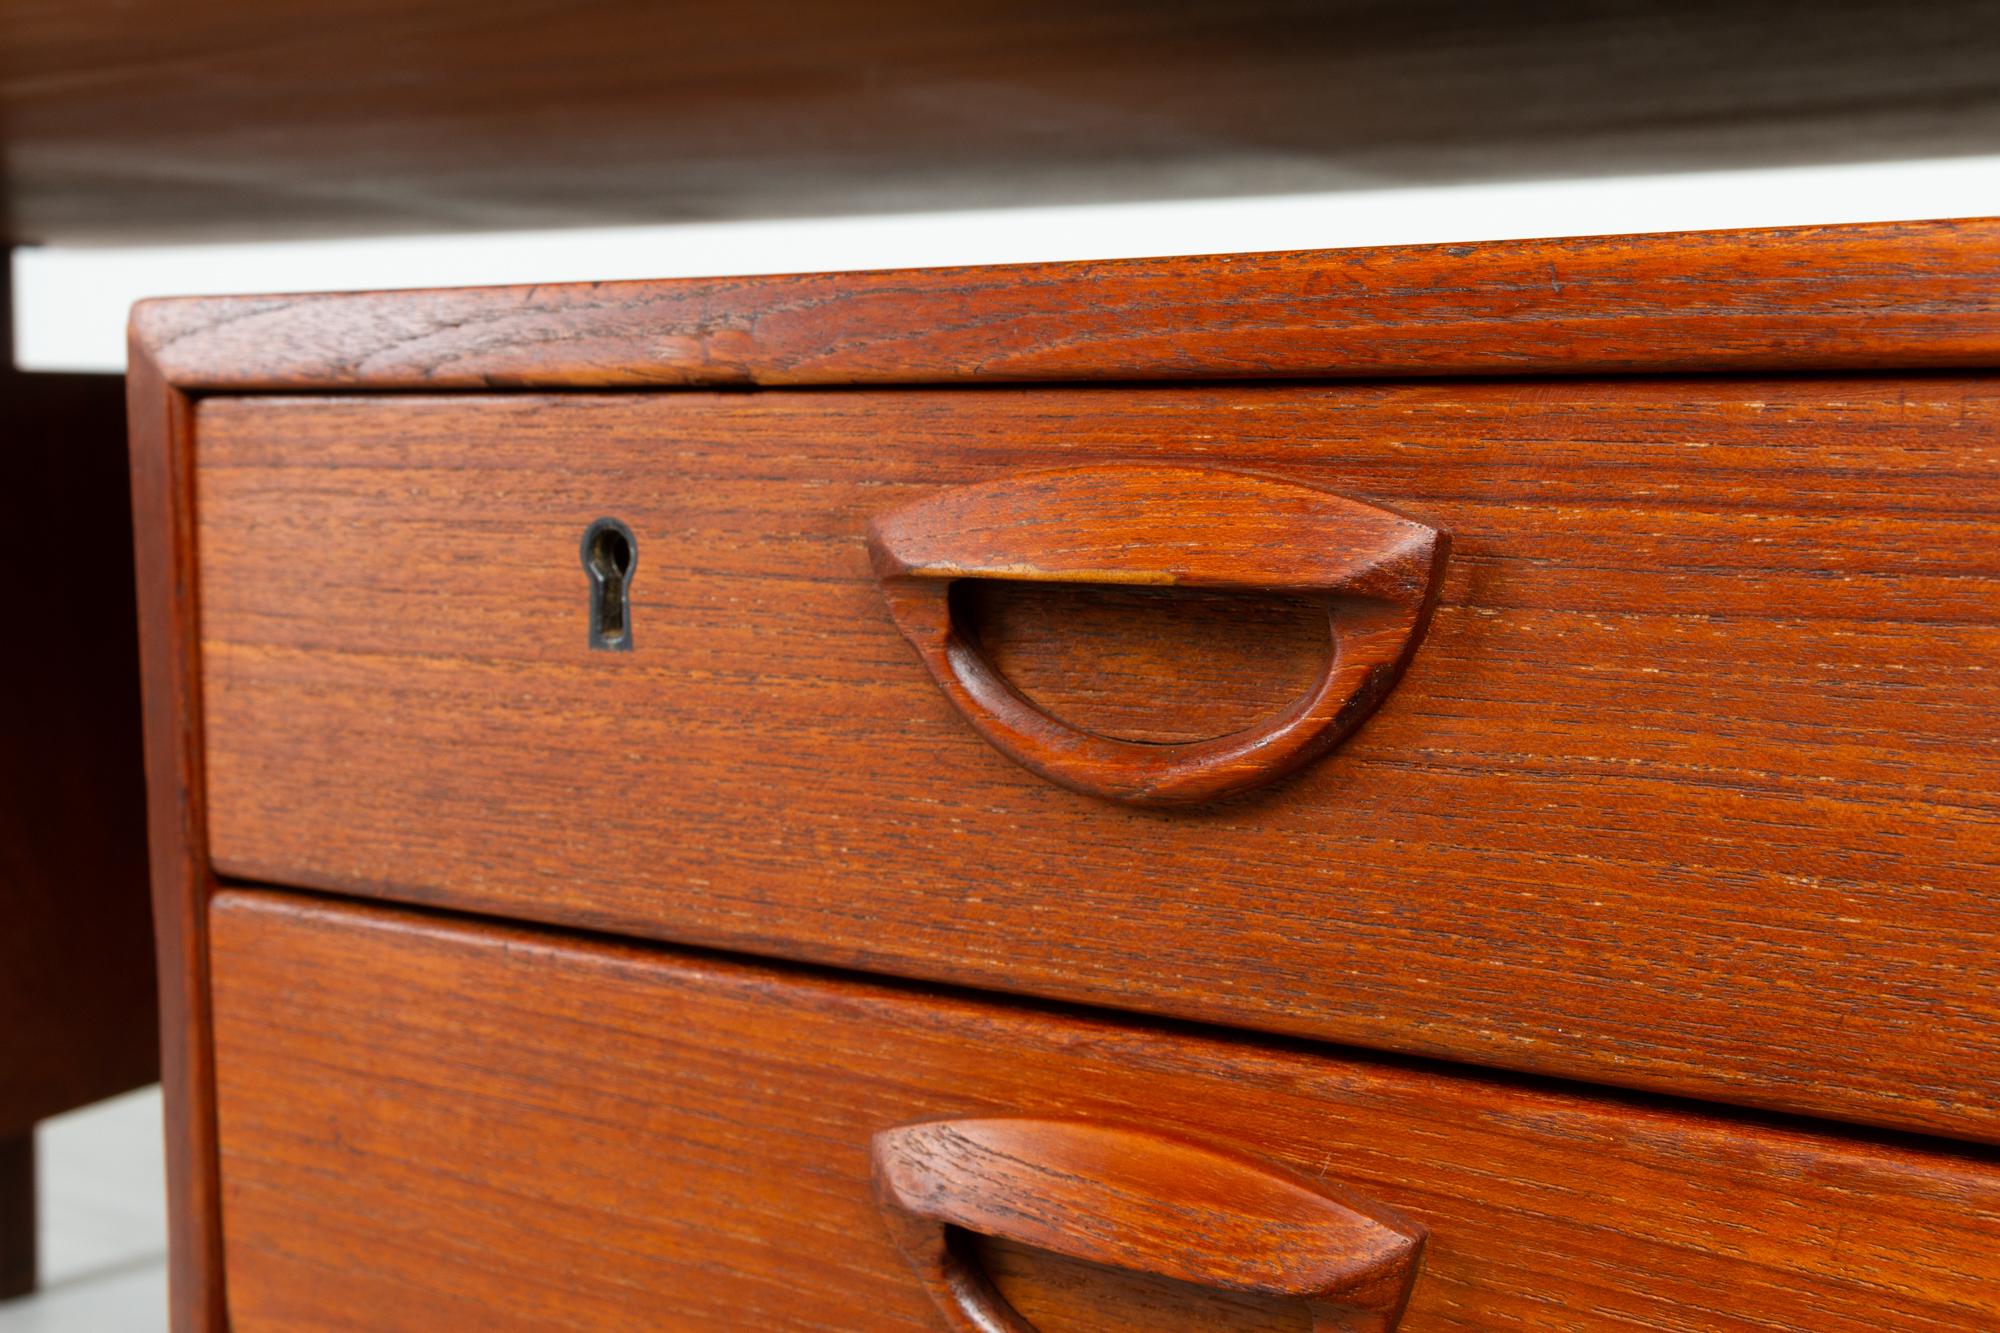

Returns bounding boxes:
[0,1088,168,1331]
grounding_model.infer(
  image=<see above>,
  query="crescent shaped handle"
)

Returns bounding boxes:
[872,1118,1427,1333]
[867,465,1449,806]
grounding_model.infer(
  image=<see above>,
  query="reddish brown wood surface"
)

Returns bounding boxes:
[132,220,2000,390]
[973,1237,1319,1333]
[869,466,1447,805]
[964,580,1332,743]
[873,1118,1426,1331]
[127,341,226,1331]
[208,889,2000,1332]
[0,354,156,1137]
[136,225,2000,1331]
[190,381,2000,1143]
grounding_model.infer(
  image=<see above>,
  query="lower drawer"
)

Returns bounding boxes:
[210,890,2000,1331]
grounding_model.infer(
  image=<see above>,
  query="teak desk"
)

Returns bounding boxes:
[132,219,2000,1330]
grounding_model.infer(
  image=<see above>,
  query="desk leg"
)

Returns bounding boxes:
[0,1130,34,1298]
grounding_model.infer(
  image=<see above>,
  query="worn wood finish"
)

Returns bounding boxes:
[127,340,226,1331]
[208,890,2000,1332]
[13,1,2000,245]
[873,1118,1426,1331]
[131,220,2000,390]
[191,380,2000,1142]
[869,466,1447,804]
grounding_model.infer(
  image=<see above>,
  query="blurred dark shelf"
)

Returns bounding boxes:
[4,0,1999,245]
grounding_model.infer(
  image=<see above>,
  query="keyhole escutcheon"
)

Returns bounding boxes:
[582,517,637,651]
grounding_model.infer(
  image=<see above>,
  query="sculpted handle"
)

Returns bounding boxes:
[868,466,1448,805]
[873,1118,1427,1332]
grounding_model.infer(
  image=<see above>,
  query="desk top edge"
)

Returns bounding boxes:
[131,217,2000,392]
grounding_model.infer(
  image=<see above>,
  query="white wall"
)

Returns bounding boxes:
[13,154,2000,374]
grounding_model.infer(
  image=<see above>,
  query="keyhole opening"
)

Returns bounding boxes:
[581,518,637,651]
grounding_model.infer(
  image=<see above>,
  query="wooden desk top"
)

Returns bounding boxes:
[8,0,2000,246]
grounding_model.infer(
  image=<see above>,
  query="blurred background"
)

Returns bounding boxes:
[5,1,2000,1326]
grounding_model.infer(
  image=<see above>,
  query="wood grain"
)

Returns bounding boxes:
[13,1,2000,245]
[963,582,1329,742]
[208,889,2000,1332]
[975,1238,1314,1333]
[127,340,226,1331]
[132,220,2000,390]
[872,1118,1426,1331]
[138,225,2000,1332]
[190,381,2000,1143]
[868,466,1447,805]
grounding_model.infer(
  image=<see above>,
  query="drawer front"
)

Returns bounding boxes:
[210,889,2000,1331]
[193,380,2000,1140]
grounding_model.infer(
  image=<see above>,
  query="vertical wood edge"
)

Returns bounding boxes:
[127,336,225,1332]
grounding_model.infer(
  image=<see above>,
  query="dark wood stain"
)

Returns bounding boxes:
[0,358,155,1134]
[0,291,156,1293]
[0,1135,32,1299]
[12,1,2000,245]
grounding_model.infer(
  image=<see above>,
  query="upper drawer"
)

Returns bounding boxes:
[190,377,2000,1143]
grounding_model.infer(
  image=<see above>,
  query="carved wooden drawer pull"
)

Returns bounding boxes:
[869,465,1449,805]
[873,1118,1428,1332]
